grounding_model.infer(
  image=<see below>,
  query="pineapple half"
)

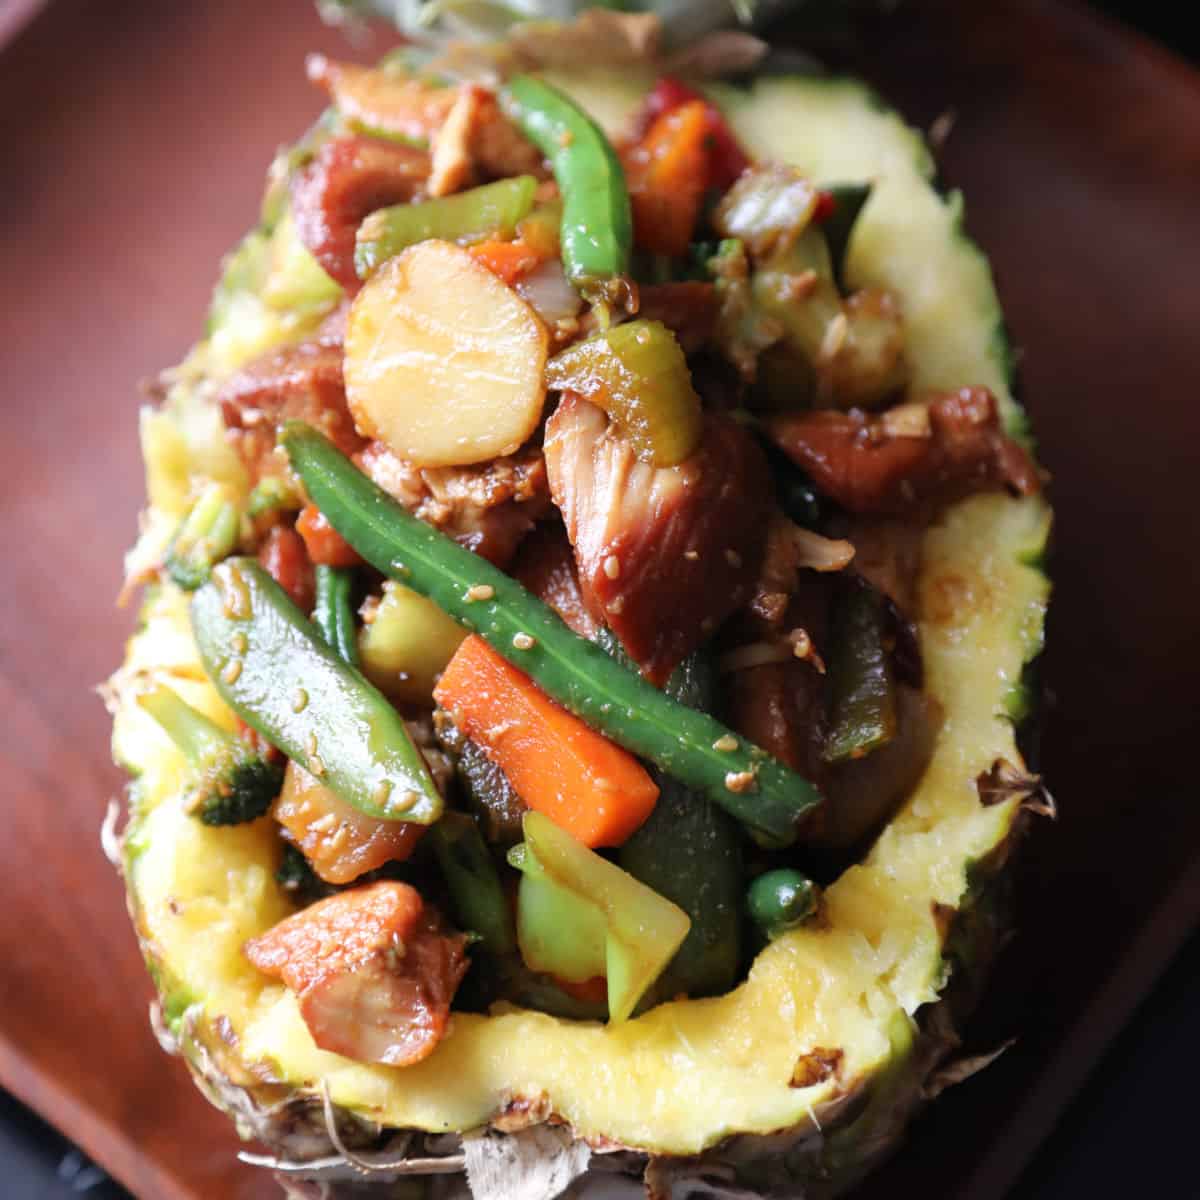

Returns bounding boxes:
[105,59,1051,1200]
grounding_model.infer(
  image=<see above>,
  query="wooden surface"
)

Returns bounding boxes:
[1,1,1197,1198]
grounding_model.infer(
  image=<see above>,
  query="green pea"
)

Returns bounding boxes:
[748,869,819,940]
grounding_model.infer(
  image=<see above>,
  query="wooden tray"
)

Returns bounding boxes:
[1,1,1197,1197]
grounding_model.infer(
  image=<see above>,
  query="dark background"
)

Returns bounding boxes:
[2,2,1197,1197]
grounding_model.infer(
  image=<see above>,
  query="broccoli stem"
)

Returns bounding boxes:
[165,483,241,591]
[137,682,282,825]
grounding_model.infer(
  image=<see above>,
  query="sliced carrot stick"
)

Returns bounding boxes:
[468,238,545,286]
[623,99,710,259]
[433,635,658,847]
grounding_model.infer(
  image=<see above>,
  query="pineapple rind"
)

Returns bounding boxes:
[109,69,1051,1174]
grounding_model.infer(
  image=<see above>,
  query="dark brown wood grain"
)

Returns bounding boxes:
[0,1,1197,1198]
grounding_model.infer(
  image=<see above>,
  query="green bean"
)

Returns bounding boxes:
[312,565,361,668]
[500,75,632,303]
[282,423,822,844]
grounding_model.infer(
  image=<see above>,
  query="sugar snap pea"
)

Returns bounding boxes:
[191,558,442,824]
[500,75,632,303]
[282,423,822,844]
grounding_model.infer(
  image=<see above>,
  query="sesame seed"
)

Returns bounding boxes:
[724,769,757,794]
[684,550,699,561]
[221,659,242,685]
[712,734,739,752]
[512,632,535,650]
[309,754,326,778]
[603,555,621,579]
[306,732,319,758]
[372,780,393,809]
[292,687,309,713]
[231,632,248,655]
[819,312,849,363]
[217,566,251,620]
[391,789,417,813]
[465,584,495,603]
[309,813,337,833]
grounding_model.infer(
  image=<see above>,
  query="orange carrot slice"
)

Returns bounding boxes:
[468,239,544,286]
[623,99,710,258]
[433,635,658,847]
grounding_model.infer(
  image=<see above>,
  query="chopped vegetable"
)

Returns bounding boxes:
[246,475,302,521]
[343,240,548,467]
[433,635,659,848]
[812,686,942,850]
[286,561,428,884]
[430,811,515,956]
[637,76,750,190]
[137,682,282,825]
[311,564,361,666]
[824,580,897,763]
[752,228,906,409]
[510,811,690,1022]
[615,647,742,1001]
[713,164,820,258]
[545,320,702,466]
[283,424,823,843]
[296,505,362,569]
[191,559,443,823]
[358,579,468,706]
[468,238,546,286]
[747,868,818,940]
[623,99,709,258]
[354,175,538,279]
[500,75,633,303]
[244,880,468,1066]
[164,482,240,591]
[274,760,424,884]
[434,712,527,846]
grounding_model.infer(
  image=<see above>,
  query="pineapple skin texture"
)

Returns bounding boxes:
[107,68,1050,1192]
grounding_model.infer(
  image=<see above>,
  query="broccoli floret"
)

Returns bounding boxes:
[274,843,335,904]
[164,482,241,591]
[137,683,283,825]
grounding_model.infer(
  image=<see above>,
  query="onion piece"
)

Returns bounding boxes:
[516,259,584,328]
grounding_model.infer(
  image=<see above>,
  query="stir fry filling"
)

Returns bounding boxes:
[144,58,1041,1068]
